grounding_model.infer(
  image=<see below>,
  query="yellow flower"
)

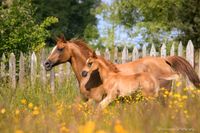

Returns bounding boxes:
[28,103,33,109]
[60,126,69,133]
[96,130,107,133]
[183,88,188,91]
[182,95,188,100]
[160,87,165,91]
[79,121,95,133]
[173,100,178,104]
[178,104,183,108]
[34,106,38,110]
[163,94,167,98]
[114,120,128,133]
[1,108,6,114]
[174,93,181,98]
[186,115,189,118]
[168,105,172,108]
[15,109,20,115]
[103,108,109,114]
[176,81,181,87]
[15,129,24,133]
[169,92,173,96]
[164,91,169,95]
[32,110,39,115]
[21,99,27,105]
[184,110,188,114]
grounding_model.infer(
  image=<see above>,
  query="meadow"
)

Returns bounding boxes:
[0,73,200,133]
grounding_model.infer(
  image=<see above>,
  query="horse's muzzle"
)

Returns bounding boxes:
[44,60,53,71]
[81,71,88,77]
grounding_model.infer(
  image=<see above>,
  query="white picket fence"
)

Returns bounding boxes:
[0,40,198,92]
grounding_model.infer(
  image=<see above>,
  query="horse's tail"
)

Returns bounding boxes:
[165,56,200,88]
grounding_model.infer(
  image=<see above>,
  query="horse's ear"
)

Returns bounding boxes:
[92,51,97,58]
[57,42,65,49]
[60,34,66,42]
[54,35,60,42]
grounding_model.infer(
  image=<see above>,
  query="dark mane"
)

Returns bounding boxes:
[98,56,120,73]
[69,39,93,57]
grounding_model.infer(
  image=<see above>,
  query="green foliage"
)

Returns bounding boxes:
[0,0,58,57]
[32,0,100,42]
[101,0,200,48]
[84,24,99,42]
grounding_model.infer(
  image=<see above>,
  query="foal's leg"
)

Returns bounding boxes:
[86,98,96,106]
[98,95,114,110]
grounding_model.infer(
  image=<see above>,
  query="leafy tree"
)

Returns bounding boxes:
[102,0,200,48]
[0,0,58,56]
[32,0,100,42]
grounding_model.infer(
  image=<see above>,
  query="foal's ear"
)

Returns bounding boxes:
[91,51,97,58]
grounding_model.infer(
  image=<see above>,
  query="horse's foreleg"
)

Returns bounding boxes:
[97,95,114,110]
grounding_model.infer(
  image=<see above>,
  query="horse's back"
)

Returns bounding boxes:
[117,57,172,77]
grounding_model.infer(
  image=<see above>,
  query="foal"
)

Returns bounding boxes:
[81,52,161,109]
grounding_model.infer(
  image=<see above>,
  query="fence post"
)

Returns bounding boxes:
[186,40,194,67]
[9,53,16,89]
[31,52,37,87]
[170,43,175,56]
[114,47,118,63]
[150,44,156,56]
[198,49,200,78]
[40,49,46,87]
[122,46,128,63]
[186,40,194,87]
[66,62,71,79]
[142,45,147,57]
[132,47,139,61]
[160,43,166,57]
[104,48,110,60]
[178,41,183,57]
[0,54,6,80]
[19,52,25,88]
[95,48,101,56]
[58,64,64,88]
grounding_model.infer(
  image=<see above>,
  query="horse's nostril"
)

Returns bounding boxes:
[81,71,88,77]
[44,60,53,71]
[45,61,50,66]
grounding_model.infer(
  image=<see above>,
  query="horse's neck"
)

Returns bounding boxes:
[98,64,114,83]
[70,46,89,83]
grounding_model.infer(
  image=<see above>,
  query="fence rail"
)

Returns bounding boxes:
[0,40,199,91]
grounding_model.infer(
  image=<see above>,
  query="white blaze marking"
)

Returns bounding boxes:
[86,58,90,64]
[50,46,57,55]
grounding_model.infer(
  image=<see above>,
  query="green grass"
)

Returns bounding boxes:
[0,77,200,133]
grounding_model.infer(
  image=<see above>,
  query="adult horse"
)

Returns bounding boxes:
[44,37,200,101]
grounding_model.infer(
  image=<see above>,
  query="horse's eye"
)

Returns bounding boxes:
[87,62,93,67]
[57,48,64,52]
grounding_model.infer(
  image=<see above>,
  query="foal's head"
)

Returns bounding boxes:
[81,52,99,77]
[81,52,119,77]
[44,36,71,71]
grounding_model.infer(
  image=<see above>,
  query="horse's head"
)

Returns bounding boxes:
[81,51,99,77]
[44,37,71,71]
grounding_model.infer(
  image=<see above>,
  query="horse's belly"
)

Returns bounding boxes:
[117,82,137,97]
